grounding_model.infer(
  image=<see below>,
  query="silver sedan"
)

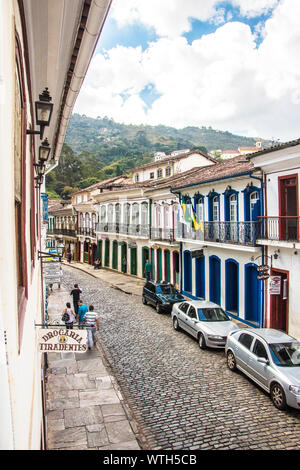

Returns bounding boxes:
[171,300,240,349]
[226,328,300,410]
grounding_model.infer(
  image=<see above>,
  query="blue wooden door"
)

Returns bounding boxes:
[209,256,221,305]
[195,256,205,299]
[184,251,192,293]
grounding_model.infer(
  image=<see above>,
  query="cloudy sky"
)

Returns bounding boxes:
[73,0,300,142]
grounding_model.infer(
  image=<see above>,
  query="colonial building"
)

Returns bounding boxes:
[131,149,215,183]
[47,200,78,259]
[249,138,300,338]
[92,152,216,284]
[0,0,111,450]
[170,156,264,328]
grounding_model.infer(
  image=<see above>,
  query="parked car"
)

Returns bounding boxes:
[225,328,300,410]
[142,281,185,313]
[171,300,240,349]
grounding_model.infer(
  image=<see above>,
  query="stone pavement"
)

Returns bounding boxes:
[45,283,143,450]
[62,260,144,297]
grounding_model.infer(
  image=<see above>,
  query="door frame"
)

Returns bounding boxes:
[269,267,289,332]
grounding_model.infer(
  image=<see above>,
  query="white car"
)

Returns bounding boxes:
[171,300,240,349]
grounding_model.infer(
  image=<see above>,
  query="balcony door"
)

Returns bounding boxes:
[279,175,298,241]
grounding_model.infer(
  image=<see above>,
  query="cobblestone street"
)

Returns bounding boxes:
[62,265,300,450]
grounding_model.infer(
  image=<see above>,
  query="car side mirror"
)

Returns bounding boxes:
[257,357,269,365]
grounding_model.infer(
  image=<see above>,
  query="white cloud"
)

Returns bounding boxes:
[110,0,222,37]
[74,0,300,141]
[231,0,280,18]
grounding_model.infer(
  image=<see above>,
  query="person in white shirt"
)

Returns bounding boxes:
[85,305,100,350]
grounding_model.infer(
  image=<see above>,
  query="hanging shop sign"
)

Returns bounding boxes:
[257,273,270,281]
[38,328,88,353]
[43,261,62,284]
[257,265,270,273]
[269,276,281,295]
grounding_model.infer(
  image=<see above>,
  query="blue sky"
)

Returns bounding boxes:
[74,0,300,141]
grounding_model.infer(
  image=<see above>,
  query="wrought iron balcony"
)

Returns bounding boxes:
[150,227,176,243]
[48,228,77,237]
[259,216,299,242]
[176,221,260,246]
[95,222,149,237]
[77,227,96,237]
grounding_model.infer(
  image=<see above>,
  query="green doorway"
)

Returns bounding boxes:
[112,240,118,270]
[142,246,150,279]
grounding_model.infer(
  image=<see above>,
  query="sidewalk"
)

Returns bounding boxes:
[62,260,145,296]
[45,283,143,450]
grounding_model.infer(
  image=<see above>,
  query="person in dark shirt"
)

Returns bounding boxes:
[70,284,82,316]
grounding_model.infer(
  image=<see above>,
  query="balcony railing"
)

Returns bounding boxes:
[150,227,176,243]
[259,216,299,242]
[95,222,149,237]
[177,221,260,246]
[77,227,96,237]
[48,228,77,237]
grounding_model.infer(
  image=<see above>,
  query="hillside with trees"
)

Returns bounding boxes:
[46,113,270,199]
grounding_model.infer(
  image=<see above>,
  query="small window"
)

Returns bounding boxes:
[157,168,163,178]
[253,339,268,360]
[165,167,171,177]
[188,306,197,319]
[238,333,254,350]
[179,303,189,313]
[134,173,139,182]
[150,172,155,179]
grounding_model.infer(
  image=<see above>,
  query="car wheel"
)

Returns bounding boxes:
[198,333,207,350]
[227,350,237,371]
[173,317,180,331]
[142,296,147,305]
[156,303,162,314]
[270,383,287,410]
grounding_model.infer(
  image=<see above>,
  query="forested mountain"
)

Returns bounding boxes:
[66,113,263,155]
[46,113,269,200]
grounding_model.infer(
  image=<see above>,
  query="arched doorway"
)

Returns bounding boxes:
[157,248,162,281]
[121,242,127,273]
[195,256,205,299]
[104,239,110,267]
[173,251,180,287]
[225,259,239,314]
[130,246,137,275]
[164,250,170,283]
[142,246,150,279]
[184,250,192,293]
[209,256,221,305]
[112,240,118,270]
[245,263,261,325]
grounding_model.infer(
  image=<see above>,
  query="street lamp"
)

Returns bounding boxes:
[39,138,51,163]
[27,88,53,140]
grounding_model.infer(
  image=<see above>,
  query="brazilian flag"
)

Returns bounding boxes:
[180,195,193,226]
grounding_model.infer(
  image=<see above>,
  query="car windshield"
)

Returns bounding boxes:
[269,342,300,367]
[156,285,178,294]
[197,308,230,322]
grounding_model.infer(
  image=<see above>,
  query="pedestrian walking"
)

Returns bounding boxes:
[67,251,72,263]
[144,259,152,281]
[84,305,100,350]
[70,284,82,316]
[122,256,127,274]
[94,258,101,270]
[77,299,88,328]
[61,302,75,329]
